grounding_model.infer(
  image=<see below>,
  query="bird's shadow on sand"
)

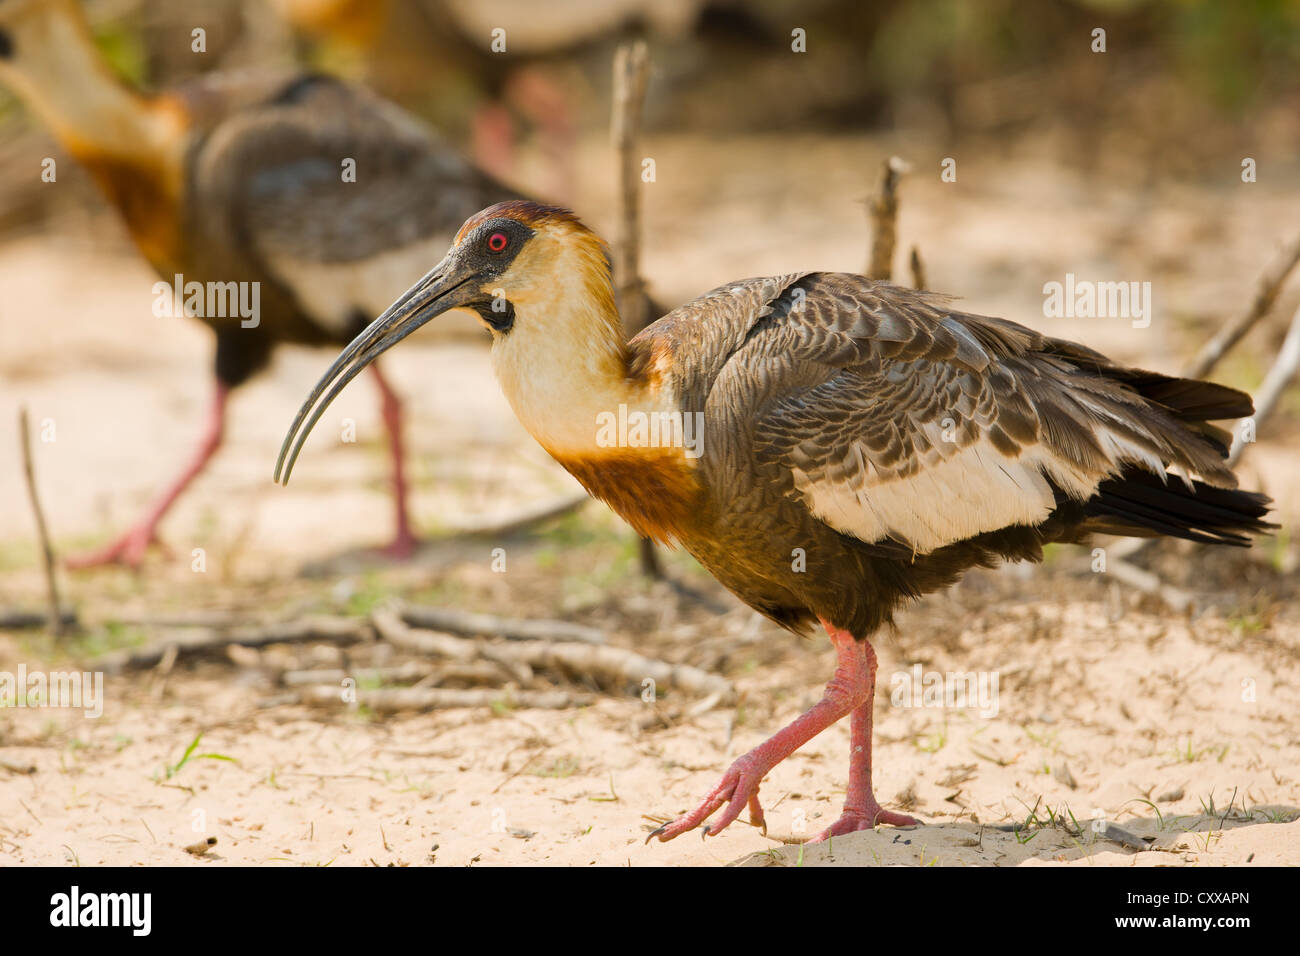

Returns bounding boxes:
[728,806,1300,866]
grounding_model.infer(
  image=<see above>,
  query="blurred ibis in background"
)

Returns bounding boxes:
[277,201,1271,842]
[0,0,527,565]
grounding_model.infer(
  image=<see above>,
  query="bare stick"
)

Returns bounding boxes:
[1184,231,1300,379]
[612,40,651,336]
[867,156,910,281]
[388,614,732,700]
[386,608,731,699]
[18,407,64,638]
[0,608,76,629]
[372,609,480,661]
[398,602,607,645]
[299,685,591,712]
[93,616,372,672]
[375,608,533,682]
[1229,299,1300,465]
[494,641,735,700]
[442,491,588,537]
[909,245,927,290]
[282,661,507,687]
[1105,558,1194,613]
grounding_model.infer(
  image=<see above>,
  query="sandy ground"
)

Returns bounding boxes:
[1,133,1298,866]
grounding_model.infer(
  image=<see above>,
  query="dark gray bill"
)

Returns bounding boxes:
[274,252,476,485]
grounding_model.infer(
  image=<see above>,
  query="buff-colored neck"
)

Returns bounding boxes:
[488,243,671,460]
[0,3,184,167]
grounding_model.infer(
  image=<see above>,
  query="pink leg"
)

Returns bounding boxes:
[650,620,875,842]
[471,102,515,185]
[66,381,228,570]
[370,363,417,557]
[809,655,918,843]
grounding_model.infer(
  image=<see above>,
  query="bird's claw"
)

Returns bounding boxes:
[646,754,770,844]
[808,806,920,843]
[65,526,169,570]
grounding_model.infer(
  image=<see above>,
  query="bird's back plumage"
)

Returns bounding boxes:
[182,73,525,381]
[627,272,1270,635]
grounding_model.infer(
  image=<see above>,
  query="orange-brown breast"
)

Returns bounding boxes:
[64,95,190,273]
[551,450,702,546]
[71,148,185,272]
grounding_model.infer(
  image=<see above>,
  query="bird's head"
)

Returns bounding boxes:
[0,0,96,105]
[0,0,183,152]
[275,201,623,484]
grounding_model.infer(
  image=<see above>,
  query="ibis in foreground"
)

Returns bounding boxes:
[276,201,1271,843]
[0,0,526,565]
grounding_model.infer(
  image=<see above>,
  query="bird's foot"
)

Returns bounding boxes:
[809,805,918,843]
[375,530,419,560]
[646,752,771,843]
[65,525,169,570]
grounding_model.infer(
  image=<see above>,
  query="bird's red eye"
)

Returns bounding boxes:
[488,232,508,253]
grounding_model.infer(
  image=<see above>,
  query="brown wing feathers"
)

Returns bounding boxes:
[738,274,1269,552]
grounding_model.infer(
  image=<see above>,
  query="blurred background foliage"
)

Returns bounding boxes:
[1,1,1295,141]
[1,0,1297,234]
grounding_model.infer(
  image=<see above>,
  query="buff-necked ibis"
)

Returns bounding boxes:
[276,201,1271,843]
[0,0,526,565]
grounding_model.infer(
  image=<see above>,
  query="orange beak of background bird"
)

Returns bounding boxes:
[274,251,479,487]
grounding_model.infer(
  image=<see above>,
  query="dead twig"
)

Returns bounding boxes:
[0,608,76,630]
[281,661,506,687]
[443,492,589,538]
[373,609,479,661]
[298,685,590,712]
[92,615,372,672]
[18,406,65,637]
[910,245,927,290]
[492,641,734,700]
[867,156,910,281]
[374,608,533,682]
[1104,558,1195,613]
[387,609,731,701]
[1229,299,1300,465]
[1185,231,1300,379]
[612,39,651,337]
[397,603,606,645]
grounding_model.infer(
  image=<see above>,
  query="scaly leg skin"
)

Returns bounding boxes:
[370,363,418,558]
[65,382,229,570]
[809,683,918,843]
[650,619,902,843]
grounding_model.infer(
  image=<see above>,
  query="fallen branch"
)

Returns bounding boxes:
[0,608,77,630]
[636,688,730,731]
[867,156,910,281]
[388,609,731,700]
[495,641,734,700]
[1105,558,1194,613]
[374,608,533,682]
[93,616,372,673]
[397,603,607,645]
[1229,298,1300,465]
[1185,230,1300,379]
[442,491,589,538]
[373,609,479,661]
[298,685,591,712]
[18,407,65,638]
[282,661,507,688]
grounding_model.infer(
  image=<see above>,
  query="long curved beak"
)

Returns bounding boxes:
[274,252,479,485]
